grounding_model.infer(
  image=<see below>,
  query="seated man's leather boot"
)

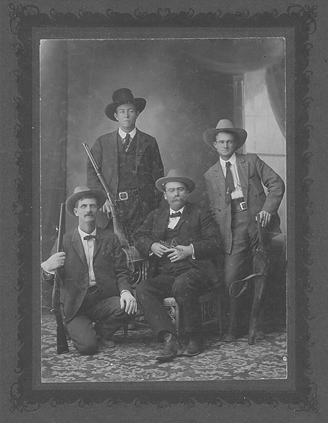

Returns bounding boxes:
[155,332,178,362]
[183,334,202,357]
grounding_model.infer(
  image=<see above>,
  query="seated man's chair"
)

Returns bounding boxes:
[163,287,223,337]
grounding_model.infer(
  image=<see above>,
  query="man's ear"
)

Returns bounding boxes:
[114,112,118,121]
[163,192,167,201]
[73,208,78,217]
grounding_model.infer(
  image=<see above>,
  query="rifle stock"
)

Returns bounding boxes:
[52,202,69,354]
[82,142,129,247]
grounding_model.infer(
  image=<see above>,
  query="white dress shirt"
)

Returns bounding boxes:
[168,206,184,229]
[78,227,97,287]
[119,127,137,142]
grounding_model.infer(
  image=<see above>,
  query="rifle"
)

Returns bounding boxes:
[82,142,129,247]
[51,202,69,354]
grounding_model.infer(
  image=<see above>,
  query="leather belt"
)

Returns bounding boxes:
[231,198,247,214]
[117,188,139,201]
[87,285,99,294]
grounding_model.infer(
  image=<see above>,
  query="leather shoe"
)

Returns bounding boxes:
[221,333,237,342]
[183,339,202,357]
[99,338,115,349]
[155,332,178,362]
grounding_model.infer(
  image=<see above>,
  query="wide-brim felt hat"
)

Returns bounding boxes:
[66,186,106,216]
[203,119,247,150]
[105,88,146,121]
[156,169,196,193]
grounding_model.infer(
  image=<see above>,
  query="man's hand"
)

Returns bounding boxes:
[100,199,112,214]
[256,210,272,227]
[120,291,137,315]
[42,252,66,273]
[167,245,193,262]
[150,242,170,257]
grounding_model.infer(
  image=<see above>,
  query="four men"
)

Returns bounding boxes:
[43,87,285,358]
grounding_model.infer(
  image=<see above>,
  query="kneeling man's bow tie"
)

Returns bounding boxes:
[84,235,96,240]
[170,212,182,218]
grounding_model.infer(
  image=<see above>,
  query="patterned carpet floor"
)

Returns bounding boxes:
[41,314,287,383]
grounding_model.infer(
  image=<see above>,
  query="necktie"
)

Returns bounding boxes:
[84,235,96,241]
[123,134,131,152]
[225,161,235,204]
[170,211,182,218]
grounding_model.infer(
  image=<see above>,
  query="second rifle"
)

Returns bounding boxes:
[82,142,129,247]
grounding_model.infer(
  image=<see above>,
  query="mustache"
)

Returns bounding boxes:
[84,212,94,216]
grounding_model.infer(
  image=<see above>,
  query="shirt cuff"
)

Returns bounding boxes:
[120,290,130,296]
[41,262,55,276]
[190,243,195,259]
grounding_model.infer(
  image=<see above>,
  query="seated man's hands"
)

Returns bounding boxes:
[150,242,170,257]
[120,291,138,315]
[42,252,66,273]
[167,245,193,262]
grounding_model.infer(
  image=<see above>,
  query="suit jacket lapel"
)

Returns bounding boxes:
[135,130,148,170]
[103,131,119,186]
[72,228,88,268]
[93,230,103,259]
[156,206,171,238]
[212,161,226,194]
[175,202,191,229]
[236,154,249,202]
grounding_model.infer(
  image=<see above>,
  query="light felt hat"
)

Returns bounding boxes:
[66,186,106,216]
[156,169,196,193]
[203,119,247,150]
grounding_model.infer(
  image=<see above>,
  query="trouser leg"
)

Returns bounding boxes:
[223,211,251,340]
[89,296,127,340]
[172,268,212,339]
[248,234,270,344]
[66,295,127,355]
[136,274,176,339]
[65,313,98,355]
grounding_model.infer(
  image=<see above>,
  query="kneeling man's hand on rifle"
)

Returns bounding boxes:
[43,252,66,273]
[120,291,138,315]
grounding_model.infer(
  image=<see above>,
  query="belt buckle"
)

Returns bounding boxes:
[240,201,247,211]
[118,191,128,201]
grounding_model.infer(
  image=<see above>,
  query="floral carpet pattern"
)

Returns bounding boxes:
[41,314,287,383]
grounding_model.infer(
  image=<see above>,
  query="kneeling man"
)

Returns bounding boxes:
[135,169,222,361]
[42,186,137,355]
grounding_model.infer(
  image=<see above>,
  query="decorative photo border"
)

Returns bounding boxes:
[8,3,316,413]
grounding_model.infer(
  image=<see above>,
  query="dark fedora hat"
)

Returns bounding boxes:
[203,119,247,150]
[156,169,196,193]
[105,88,146,121]
[66,186,106,216]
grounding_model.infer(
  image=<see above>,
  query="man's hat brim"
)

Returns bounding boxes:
[105,98,146,121]
[203,127,247,150]
[66,188,106,216]
[156,176,196,193]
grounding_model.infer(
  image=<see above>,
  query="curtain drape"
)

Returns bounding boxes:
[180,39,285,134]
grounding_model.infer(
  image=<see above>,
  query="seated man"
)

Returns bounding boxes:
[41,186,137,355]
[135,169,222,362]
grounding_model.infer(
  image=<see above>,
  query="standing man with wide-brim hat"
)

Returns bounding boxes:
[87,88,164,244]
[203,119,285,344]
[41,186,137,355]
[135,169,223,362]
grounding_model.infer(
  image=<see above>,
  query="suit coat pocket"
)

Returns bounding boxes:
[249,175,264,196]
